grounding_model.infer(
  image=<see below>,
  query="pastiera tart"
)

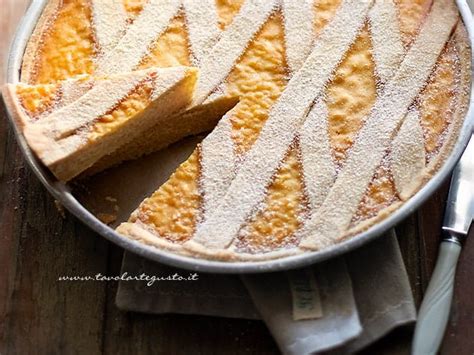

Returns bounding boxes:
[19,0,472,261]
[3,67,197,181]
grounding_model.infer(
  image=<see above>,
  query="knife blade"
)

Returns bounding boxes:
[413,134,474,355]
[442,134,474,239]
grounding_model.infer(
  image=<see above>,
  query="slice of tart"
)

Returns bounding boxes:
[3,66,198,181]
[115,0,471,261]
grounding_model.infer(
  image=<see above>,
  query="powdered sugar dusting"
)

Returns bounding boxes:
[199,116,236,221]
[299,100,336,211]
[191,0,280,106]
[150,66,187,100]
[369,0,405,83]
[391,109,426,200]
[37,70,150,139]
[40,133,85,166]
[60,79,91,104]
[30,77,95,121]
[91,0,128,58]
[183,0,221,65]
[282,0,315,72]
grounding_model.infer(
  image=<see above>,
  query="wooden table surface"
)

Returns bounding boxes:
[1,1,474,354]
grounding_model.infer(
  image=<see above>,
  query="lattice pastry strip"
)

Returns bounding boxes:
[91,0,128,58]
[183,0,221,65]
[391,109,426,200]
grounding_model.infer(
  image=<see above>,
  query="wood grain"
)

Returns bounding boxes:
[0,0,30,344]
[0,1,473,354]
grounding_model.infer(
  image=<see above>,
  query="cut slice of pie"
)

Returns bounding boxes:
[3,66,198,181]
[115,0,470,260]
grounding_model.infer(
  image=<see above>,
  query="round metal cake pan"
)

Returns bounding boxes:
[4,0,474,274]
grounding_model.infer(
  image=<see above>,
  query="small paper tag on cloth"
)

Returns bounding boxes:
[287,268,323,320]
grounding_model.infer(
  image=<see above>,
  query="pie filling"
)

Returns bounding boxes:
[14,0,472,260]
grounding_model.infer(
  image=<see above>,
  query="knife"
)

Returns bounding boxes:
[412,135,474,355]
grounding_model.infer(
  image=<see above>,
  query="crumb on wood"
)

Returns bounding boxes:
[97,213,117,225]
[54,200,66,219]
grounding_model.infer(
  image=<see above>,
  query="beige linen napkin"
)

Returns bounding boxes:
[116,230,416,354]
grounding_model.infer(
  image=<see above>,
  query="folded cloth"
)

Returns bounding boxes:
[116,230,416,354]
[242,258,362,354]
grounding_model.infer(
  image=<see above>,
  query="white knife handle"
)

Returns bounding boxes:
[412,240,461,355]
